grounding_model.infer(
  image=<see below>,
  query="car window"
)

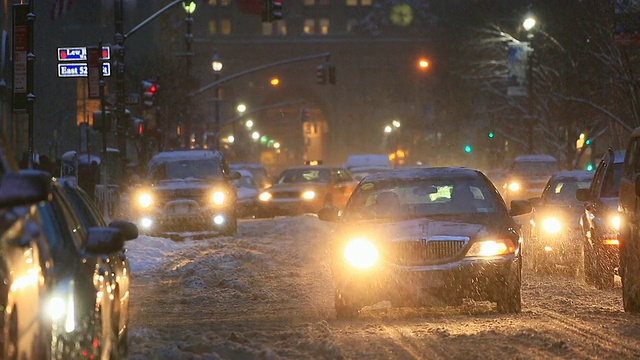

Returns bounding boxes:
[624,139,639,179]
[602,163,623,197]
[511,161,558,175]
[543,179,591,204]
[149,158,224,180]
[276,169,329,184]
[37,189,84,264]
[63,182,107,228]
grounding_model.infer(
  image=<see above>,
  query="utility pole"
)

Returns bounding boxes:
[184,4,194,148]
[114,0,127,164]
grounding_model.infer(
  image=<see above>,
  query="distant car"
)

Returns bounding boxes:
[229,163,272,190]
[576,149,624,290]
[344,154,392,172]
[528,170,594,274]
[0,170,54,360]
[58,177,138,356]
[348,166,393,182]
[258,165,358,217]
[318,167,532,318]
[503,154,561,203]
[233,169,260,218]
[125,150,241,236]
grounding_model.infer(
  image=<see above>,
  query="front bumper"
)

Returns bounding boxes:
[132,200,235,233]
[333,255,519,307]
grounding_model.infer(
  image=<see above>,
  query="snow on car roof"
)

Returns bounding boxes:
[344,154,392,169]
[549,170,594,181]
[361,167,482,182]
[514,154,558,162]
[148,150,224,168]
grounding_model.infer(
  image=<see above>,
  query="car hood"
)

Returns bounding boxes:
[152,178,222,191]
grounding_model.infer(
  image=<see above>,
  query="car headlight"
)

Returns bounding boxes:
[212,191,225,205]
[466,239,515,257]
[47,283,76,333]
[259,192,272,202]
[343,238,379,269]
[507,182,520,192]
[302,190,316,200]
[541,217,562,234]
[137,193,153,208]
[611,215,621,231]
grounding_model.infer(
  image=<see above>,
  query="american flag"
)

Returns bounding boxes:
[50,0,73,20]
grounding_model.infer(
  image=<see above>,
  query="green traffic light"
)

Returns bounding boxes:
[585,139,591,145]
[586,163,594,171]
[464,145,472,153]
[488,132,494,138]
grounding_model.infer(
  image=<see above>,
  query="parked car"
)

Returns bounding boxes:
[528,170,594,274]
[233,169,260,218]
[229,163,272,190]
[258,164,358,217]
[317,167,532,318]
[0,170,54,360]
[618,128,640,312]
[576,149,624,290]
[58,177,138,356]
[125,150,241,236]
[502,154,560,203]
[31,172,125,359]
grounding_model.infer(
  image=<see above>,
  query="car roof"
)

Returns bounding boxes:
[148,150,224,167]
[361,167,483,182]
[514,154,558,162]
[549,170,594,181]
[282,165,344,171]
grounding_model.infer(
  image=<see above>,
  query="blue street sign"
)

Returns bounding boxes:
[58,63,111,78]
[58,46,111,61]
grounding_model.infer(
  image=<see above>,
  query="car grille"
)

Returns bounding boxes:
[391,239,467,265]
[157,188,207,204]
[273,191,301,199]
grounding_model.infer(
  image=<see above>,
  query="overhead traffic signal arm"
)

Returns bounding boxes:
[262,0,282,23]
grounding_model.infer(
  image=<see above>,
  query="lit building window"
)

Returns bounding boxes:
[221,19,232,35]
[304,19,315,34]
[208,0,230,5]
[362,0,372,5]
[209,20,217,34]
[262,22,273,35]
[304,0,315,5]
[346,0,372,5]
[262,20,287,36]
[277,20,287,35]
[346,0,357,5]
[319,18,329,34]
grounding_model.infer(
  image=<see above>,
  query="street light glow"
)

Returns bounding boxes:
[273,142,281,149]
[251,131,260,140]
[418,58,430,70]
[392,120,401,128]
[270,77,280,86]
[182,1,197,14]
[237,104,247,113]
[384,125,392,133]
[211,52,223,72]
[523,16,536,31]
[245,119,254,129]
[228,135,235,143]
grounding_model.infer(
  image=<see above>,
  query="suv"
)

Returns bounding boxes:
[502,154,560,203]
[124,150,241,235]
[618,128,640,312]
[576,149,624,289]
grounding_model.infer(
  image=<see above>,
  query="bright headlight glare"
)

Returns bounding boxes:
[259,192,272,202]
[48,294,76,332]
[542,217,562,234]
[138,193,153,208]
[466,239,515,257]
[302,190,316,200]
[212,191,225,205]
[508,182,520,192]
[343,238,379,269]
[611,215,621,230]
[48,297,66,321]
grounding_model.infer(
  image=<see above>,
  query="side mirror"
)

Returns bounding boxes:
[228,170,242,181]
[108,220,139,241]
[0,170,51,208]
[527,197,542,207]
[85,227,124,254]
[509,200,532,217]
[317,206,340,222]
[576,188,590,202]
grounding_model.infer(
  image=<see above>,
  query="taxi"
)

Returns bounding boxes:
[258,162,358,216]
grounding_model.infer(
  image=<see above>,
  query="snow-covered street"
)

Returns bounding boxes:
[125,216,640,359]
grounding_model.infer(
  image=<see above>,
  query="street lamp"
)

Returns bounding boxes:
[212,51,223,150]
[523,11,536,153]
[183,0,197,148]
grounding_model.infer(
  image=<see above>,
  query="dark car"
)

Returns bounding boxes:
[258,165,358,217]
[233,169,260,218]
[502,154,560,203]
[32,173,125,359]
[0,170,54,360]
[124,150,241,236]
[576,149,624,290]
[229,163,273,190]
[528,170,594,274]
[58,177,138,356]
[317,167,532,318]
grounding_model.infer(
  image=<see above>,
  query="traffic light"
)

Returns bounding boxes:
[132,118,145,137]
[262,0,282,23]
[141,80,159,108]
[300,107,312,122]
[417,57,430,71]
[315,64,326,85]
[464,145,473,153]
[488,131,495,138]
[586,162,594,171]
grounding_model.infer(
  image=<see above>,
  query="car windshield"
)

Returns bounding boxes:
[149,159,223,180]
[234,176,256,189]
[276,168,330,184]
[511,161,558,176]
[602,162,623,197]
[343,177,501,221]
[543,179,592,204]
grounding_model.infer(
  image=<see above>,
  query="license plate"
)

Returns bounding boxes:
[173,205,189,214]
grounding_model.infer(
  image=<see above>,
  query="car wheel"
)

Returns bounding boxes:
[621,233,640,312]
[496,268,522,314]
[335,290,360,320]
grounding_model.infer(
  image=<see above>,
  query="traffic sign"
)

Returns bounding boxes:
[58,63,111,78]
[125,93,140,105]
[58,46,111,61]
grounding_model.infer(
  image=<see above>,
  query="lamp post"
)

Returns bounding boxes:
[523,11,536,153]
[183,0,196,148]
[384,120,402,167]
[211,51,224,150]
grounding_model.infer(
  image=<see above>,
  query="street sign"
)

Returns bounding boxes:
[87,46,101,99]
[124,93,140,105]
[58,63,111,78]
[58,46,111,61]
